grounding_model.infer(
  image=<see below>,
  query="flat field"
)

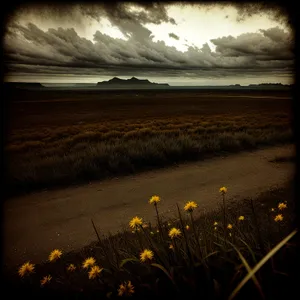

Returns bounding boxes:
[4,88,293,196]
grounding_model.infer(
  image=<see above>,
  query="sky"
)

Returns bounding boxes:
[3,2,294,86]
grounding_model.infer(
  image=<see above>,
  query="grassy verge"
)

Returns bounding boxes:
[4,182,297,299]
[5,112,293,197]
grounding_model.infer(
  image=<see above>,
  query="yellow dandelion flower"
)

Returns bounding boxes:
[219,187,227,194]
[214,221,218,226]
[82,257,96,269]
[169,244,174,250]
[40,275,52,286]
[274,214,283,222]
[18,262,35,277]
[48,249,62,262]
[118,281,135,297]
[149,195,160,205]
[185,225,190,230]
[168,227,182,239]
[227,224,233,230]
[88,265,103,279]
[278,203,287,211]
[140,249,154,262]
[238,216,245,221]
[184,201,198,212]
[67,264,76,272]
[129,216,143,229]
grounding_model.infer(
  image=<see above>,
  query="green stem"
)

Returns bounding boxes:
[176,203,193,265]
[190,212,203,261]
[250,198,265,253]
[222,193,227,248]
[155,204,164,240]
[136,228,144,249]
[140,225,167,267]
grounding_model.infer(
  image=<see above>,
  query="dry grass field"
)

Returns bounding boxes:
[4,88,293,196]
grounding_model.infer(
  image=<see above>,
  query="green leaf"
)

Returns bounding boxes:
[119,257,139,269]
[237,237,258,264]
[203,250,220,260]
[230,243,264,300]
[151,263,175,284]
[229,229,297,300]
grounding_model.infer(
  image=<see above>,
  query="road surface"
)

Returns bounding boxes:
[3,145,295,268]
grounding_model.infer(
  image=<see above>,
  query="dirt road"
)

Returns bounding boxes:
[4,145,295,268]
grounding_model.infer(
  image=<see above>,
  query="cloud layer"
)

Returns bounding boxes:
[4,3,294,81]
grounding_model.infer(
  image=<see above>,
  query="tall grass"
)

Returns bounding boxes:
[5,113,293,196]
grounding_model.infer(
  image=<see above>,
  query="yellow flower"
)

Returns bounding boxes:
[274,214,283,222]
[48,249,62,262]
[168,227,182,239]
[227,224,233,230]
[184,201,198,212]
[129,216,143,229]
[140,249,154,262]
[185,225,190,230]
[40,275,52,286]
[18,262,35,277]
[149,195,160,205]
[238,216,245,221]
[219,187,227,194]
[67,264,76,272]
[88,265,103,279]
[214,221,218,226]
[278,203,287,211]
[118,281,135,297]
[82,257,96,269]
[169,244,174,250]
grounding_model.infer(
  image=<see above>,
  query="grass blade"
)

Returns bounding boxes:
[237,237,258,265]
[151,263,176,286]
[119,258,139,269]
[230,243,265,300]
[229,229,297,300]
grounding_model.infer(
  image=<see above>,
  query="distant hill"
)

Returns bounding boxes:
[3,82,44,90]
[97,77,169,88]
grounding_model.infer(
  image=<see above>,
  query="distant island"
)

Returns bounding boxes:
[3,82,44,90]
[97,77,170,88]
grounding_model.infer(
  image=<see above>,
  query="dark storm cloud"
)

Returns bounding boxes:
[176,2,290,27]
[211,27,294,61]
[4,2,294,80]
[9,2,176,40]
[4,21,294,79]
[169,32,179,40]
